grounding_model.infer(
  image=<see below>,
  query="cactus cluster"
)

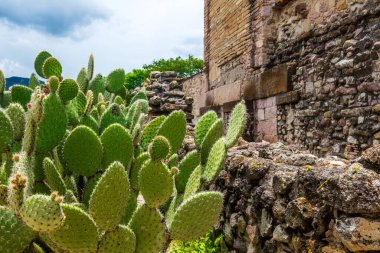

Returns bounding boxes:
[0,51,247,253]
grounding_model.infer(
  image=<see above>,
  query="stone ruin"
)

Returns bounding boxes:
[139,0,380,251]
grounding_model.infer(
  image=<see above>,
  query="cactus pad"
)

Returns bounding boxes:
[100,123,133,169]
[183,165,202,200]
[48,76,60,94]
[98,225,136,253]
[35,94,67,153]
[225,102,247,148]
[87,54,94,80]
[58,79,79,103]
[0,69,5,94]
[203,138,227,183]
[63,126,103,176]
[10,85,33,109]
[130,152,150,190]
[141,115,166,150]
[194,111,218,149]
[139,160,174,208]
[20,194,65,232]
[148,135,171,160]
[201,119,224,165]
[99,104,127,133]
[89,162,129,231]
[157,110,186,155]
[129,204,166,253]
[130,89,148,106]
[88,74,105,104]
[176,150,200,193]
[48,204,98,253]
[0,109,13,153]
[43,158,66,195]
[169,191,223,242]
[0,206,36,253]
[29,73,40,89]
[34,51,52,78]
[77,67,89,93]
[42,57,62,78]
[6,103,25,141]
[82,174,101,206]
[106,69,125,93]
[168,153,179,168]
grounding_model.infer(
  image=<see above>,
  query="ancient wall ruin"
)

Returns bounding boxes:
[184,0,380,158]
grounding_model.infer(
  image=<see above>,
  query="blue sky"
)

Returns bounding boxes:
[0,0,204,78]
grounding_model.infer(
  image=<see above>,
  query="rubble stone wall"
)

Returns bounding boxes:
[187,0,380,157]
[208,141,380,253]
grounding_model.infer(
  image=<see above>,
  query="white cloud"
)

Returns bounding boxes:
[0,0,204,78]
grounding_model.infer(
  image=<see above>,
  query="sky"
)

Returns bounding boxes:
[0,0,204,78]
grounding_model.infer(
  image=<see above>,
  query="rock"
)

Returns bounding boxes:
[272,225,291,243]
[333,217,380,252]
[149,95,161,106]
[259,209,273,237]
[285,197,313,231]
[335,59,354,69]
[273,170,296,194]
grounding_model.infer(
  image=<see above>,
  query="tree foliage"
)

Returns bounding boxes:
[125,56,203,90]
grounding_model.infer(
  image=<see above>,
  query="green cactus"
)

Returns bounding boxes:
[106,69,125,93]
[89,162,129,231]
[77,67,89,93]
[225,101,247,148]
[183,165,202,200]
[0,109,14,153]
[130,152,150,191]
[169,191,223,242]
[122,190,138,224]
[101,123,133,169]
[63,126,103,176]
[58,79,79,103]
[0,69,5,94]
[6,103,25,141]
[43,158,66,195]
[34,51,52,78]
[1,91,12,108]
[140,115,166,150]
[129,88,148,106]
[20,194,65,232]
[148,135,171,160]
[80,115,99,133]
[125,99,148,129]
[194,111,218,149]
[168,153,179,168]
[129,204,166,253]
[201,119,224,165]
[99,104,127,133]
[29,73,40,89]
[87,54,94,81]
[11,85,33,109]
[48,76,60,94]
[42,57,62,78]
[88,74,105,104]
[98,225,136,253]
[82,174,101,206]
[114,95,124,105]
[75,91,87,115]
[0,206,36,253]
[176,150,200,193]
[166,194,183,228]
[139,160,173,208]
[48,204,98,253]
[35,93,67,154]
[203,138,227,183]
[157,110,186,156]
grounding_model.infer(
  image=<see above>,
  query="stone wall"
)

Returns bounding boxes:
[186,0,380,157]
[141,71,194,123]
[207,141,380,253]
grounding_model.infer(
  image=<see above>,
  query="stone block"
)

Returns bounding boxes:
[276,91,301,105]
[242,64,289,100]
[208,83,241,106]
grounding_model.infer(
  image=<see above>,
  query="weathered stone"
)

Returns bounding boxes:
[333,217,380,252]
[285,197,313,230]
[259,209,273,237]
[272,225,291,243]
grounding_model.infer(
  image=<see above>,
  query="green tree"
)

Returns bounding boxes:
[125,55,203,90]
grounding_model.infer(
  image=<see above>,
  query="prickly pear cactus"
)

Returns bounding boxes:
[0,51,247,252]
